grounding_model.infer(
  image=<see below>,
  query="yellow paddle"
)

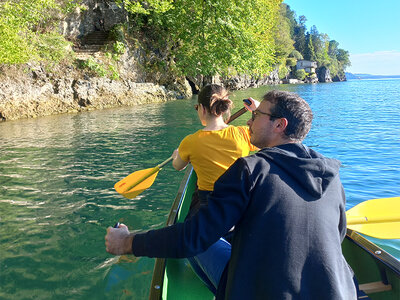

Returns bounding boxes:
[114,99,257,199]
[346,197,400,239]
[114,157,173,199]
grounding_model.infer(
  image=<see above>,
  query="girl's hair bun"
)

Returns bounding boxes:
[198,84,232,117]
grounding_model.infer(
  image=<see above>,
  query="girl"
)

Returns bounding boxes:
[171,84,258,295]
[172,84,257,215]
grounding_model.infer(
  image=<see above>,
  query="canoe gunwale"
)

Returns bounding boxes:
[346,229,400,277]
[148,166,194,300]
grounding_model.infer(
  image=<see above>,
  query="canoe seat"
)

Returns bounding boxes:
[357,289,371,300]
[358,281,392,295]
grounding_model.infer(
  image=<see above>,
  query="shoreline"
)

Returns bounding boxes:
[0,64,343,123]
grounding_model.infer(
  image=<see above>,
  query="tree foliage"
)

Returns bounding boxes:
[288,50,303,60]
[0,0,78,65]
[294,69,306,80]
[116,0,173,15]
[272,3,294,59]
[120,0,282,77]
[1,0,350,81]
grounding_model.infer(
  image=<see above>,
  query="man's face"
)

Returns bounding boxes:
[247,101,277,149]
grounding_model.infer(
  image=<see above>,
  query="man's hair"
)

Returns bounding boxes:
[263,90,313,141]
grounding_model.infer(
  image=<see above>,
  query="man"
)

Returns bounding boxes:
[105,90,357,299]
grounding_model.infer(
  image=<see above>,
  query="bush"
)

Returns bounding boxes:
[79,57,107,77]
[0,0,78,65]
[294,69,306,80]
[286,57,296,67]
[278,65,289,79]
[289,50,303,60]
[109,24,127,43]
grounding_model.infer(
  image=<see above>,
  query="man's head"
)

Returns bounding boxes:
[247,90,313,148]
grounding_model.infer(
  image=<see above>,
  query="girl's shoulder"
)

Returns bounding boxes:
[228,125,250,136]
[181,129,203,143]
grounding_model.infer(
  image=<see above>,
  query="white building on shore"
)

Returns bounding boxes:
[296,60,317,73]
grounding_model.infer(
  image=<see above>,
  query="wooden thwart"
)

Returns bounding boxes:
[358,281,392,294]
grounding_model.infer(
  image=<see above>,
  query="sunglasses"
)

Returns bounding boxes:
[251,110,281,121]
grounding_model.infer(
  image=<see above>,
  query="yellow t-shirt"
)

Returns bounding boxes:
[178,125,257,191]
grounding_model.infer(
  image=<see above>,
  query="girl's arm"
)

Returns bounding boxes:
[172,149,189,171]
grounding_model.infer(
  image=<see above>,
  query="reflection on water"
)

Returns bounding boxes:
[1,79,399,299]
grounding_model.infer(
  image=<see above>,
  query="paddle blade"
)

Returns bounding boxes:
[346,197,400,239]
[114,167,160,199]
[347,221,400,239]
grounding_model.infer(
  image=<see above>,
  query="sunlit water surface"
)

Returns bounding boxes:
[1,79,399,299]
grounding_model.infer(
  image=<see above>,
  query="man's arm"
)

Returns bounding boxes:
[106,158,252,258]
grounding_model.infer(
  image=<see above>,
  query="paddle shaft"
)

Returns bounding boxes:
[226,107,247,124]
[158,156,173,168]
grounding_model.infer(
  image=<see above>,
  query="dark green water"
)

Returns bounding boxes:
[1,80,399,299]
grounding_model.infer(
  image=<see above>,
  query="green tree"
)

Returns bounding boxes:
[294,69,306,80]
[121,0,282,77]
[282,4,296,37]
[337,48,351,69]
[0,0,78,64]
[289,50,303,60]
[293,15,307,54]
[273,3,295,59]
[328,40,339,58]
[281,4,350,78]
[304,33,315,61]
[116,0,173,14]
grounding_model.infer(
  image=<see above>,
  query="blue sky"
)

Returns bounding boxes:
[283,0,400,75]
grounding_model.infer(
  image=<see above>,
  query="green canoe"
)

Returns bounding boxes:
[149,167,400,300]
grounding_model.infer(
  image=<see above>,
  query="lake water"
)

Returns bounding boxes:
[1,79,399,299]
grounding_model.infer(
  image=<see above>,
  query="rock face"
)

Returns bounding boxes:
[332,71,347,82]
[0,67,175,121]
[304,75,319,84]
[0,0,192,122]
[317,66,333,83]
[61,0,127,40]
[187,68,280,94]
[223,69,281,90]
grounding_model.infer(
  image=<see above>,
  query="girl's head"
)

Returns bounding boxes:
[197,84,233,118]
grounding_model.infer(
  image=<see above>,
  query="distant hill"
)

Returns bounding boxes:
[345,72,400,80]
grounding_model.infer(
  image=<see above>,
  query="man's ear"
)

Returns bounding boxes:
[275,118,288,132]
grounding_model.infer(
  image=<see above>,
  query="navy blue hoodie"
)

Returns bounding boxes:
[133,143,357,299]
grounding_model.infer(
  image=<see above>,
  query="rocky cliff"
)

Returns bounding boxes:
[0,0,189,122]
[0,0,286,122]
[0,65,179,121]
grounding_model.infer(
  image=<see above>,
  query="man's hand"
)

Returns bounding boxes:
[105,223,134,255]
[243,97,260,111]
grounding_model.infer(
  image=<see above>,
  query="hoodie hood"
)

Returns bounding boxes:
[258,143,341,198]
